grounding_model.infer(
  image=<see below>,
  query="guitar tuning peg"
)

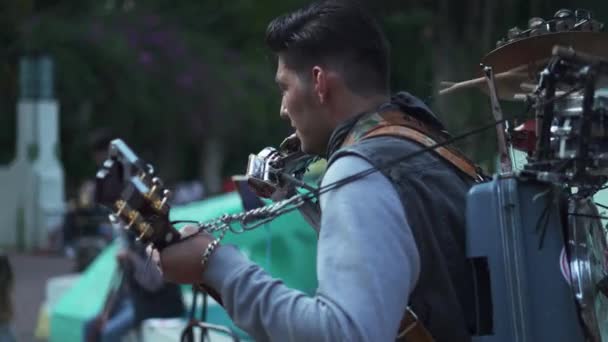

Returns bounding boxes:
[138,222,152,241]
[126,212,140,231]
[138,170,149,181]
[149,177,164,197]
[150,177,164,196]
[152,177,163,187]
[159,189,172,209]
[102,159,113,168]
[115,200,127,217]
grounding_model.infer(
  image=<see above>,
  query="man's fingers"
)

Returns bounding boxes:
[151,249,160,266]
[146,245,161,269]
[145,245,155,259]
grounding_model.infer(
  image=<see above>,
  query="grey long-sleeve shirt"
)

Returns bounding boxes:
[202,155,421,341]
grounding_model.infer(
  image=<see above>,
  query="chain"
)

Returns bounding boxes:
[195,192,309,238]
[195,191,310,268]
[188,176,316,268]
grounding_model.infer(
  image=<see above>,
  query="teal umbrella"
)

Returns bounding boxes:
[49,191,318,342]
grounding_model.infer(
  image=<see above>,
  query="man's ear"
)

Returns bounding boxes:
[311,66,327,104]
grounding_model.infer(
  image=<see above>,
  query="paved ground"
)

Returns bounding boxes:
[8,252,74,342]
[5,252,240,342]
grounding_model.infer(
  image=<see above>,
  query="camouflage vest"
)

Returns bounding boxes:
[326,108,484,341]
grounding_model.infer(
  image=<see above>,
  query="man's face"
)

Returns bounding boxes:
[275,57,332,155]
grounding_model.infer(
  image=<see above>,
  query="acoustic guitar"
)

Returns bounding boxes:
[95,139,240,341]
[95,139,180,250]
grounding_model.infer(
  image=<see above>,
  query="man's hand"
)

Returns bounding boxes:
[155,225,217,284]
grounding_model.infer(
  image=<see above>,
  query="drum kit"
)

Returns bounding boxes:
[441,8,608,342]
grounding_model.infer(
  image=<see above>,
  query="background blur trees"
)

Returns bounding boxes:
[1,0,606,196]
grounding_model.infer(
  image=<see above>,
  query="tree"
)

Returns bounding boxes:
[2,0,607,194]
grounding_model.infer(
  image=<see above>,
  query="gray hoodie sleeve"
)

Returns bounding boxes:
[201,155,421,341]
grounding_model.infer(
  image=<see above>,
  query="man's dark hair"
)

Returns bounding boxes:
[265,0,390,95]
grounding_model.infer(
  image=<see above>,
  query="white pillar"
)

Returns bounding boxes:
[30,99,65,250]
[0,54,66,251]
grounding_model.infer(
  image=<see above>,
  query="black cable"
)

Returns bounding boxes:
[178,73,585,232]
[535,200,553,249]
[171,220,201,225]
[567,213,608,220]
[163,115,515,342]
[311,117,508,199]
[200,292,208,342]
[212,117,511,233]
[595,202,608,211]
[182,287,198,342]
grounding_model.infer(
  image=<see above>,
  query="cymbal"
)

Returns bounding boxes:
[482,31,608,74]
[478,31,608,100]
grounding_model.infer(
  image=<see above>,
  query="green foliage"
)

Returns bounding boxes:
[1,0,608,193]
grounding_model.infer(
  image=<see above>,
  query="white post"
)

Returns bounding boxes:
[0,55,66,251]
[31,98,65,250]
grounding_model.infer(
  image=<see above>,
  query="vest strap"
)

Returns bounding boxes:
[339,110,483,341]
[340,110,484,182]
[361,125,483,182]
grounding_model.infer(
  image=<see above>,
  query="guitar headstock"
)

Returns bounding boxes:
[95,139,180,250]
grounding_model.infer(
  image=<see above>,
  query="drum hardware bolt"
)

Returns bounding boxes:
[554,9,574,19]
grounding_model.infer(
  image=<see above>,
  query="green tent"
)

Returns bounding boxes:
[49,191,318,341]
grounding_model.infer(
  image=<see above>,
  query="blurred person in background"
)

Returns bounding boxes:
[84,230,185,342]
[171,180,205,205]
[62,129,115,270]
[0,253,15,342]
